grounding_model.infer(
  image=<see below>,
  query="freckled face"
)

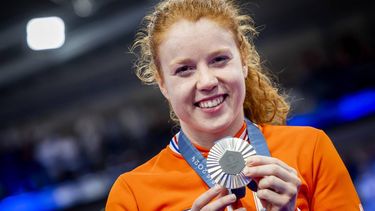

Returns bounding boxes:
[157,18,247,142]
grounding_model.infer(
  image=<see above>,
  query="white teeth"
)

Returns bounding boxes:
[198,96,224,108]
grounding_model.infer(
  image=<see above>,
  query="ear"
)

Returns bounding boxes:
[156,73,170,100]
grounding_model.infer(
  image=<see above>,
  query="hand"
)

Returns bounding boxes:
[191,185,246,211]
[243,155,301,211]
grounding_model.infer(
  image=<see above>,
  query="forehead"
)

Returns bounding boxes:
[158,18,238,55]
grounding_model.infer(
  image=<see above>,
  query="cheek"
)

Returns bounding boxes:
[224,66,246,85]
[168,90,192,120]
[226,72,247,100]
[166,81,193,107]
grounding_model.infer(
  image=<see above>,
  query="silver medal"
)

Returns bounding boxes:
[207,137,256,189]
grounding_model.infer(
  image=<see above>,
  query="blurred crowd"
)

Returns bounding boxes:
[298,33,374,101]
[0,105,172,201]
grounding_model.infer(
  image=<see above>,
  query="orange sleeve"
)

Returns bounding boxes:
[106,176,138,211]
[311,130,361,210]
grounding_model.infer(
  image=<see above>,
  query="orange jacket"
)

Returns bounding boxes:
[106,125,361,210]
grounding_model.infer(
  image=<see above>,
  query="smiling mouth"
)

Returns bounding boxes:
[195,95,227,109]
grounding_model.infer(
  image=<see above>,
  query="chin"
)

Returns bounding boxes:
[197,116,235,135]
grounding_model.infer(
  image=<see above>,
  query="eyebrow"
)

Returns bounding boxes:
[209,48,232,57]
[169,57,193,67]
[168,48,232,67]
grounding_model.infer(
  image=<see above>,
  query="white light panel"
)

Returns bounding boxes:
[26,17,65,51]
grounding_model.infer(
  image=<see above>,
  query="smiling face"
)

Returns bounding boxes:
[157,18,247,146]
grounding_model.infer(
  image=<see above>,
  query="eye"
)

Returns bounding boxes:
[210,55,230,65]
[175,65,195,76]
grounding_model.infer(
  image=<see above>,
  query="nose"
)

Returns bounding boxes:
[196,65,218,91]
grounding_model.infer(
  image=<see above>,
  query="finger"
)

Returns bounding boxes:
[246,156,297,175]
[256,188,290,208]
[201,194,237,211]
[234,208,246,211]
[191,185,226,210]
[243,164,300,186]
[258,175,298,196]
[217,188,229,198]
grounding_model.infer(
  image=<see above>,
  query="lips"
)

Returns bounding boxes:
[195,94,227,109]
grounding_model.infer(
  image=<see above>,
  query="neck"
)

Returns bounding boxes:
[179,117,245,149]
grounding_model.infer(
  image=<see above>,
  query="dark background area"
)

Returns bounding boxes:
[0,0,374,210]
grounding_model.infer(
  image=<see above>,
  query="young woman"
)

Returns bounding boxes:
[106,0,361,210]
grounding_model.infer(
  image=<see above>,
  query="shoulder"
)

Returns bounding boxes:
[106,146,176,206]
[261,124,327,149]
[118,145,187,182]
[260,124,333,171]
[259,126,361,209]
[106,145,196,210]
[261,124,323,138]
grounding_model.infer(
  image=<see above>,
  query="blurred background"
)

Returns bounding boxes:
[0,0,374,210]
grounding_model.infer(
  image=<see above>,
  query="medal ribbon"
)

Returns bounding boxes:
[244,118,271,157]
[178,129,216,187]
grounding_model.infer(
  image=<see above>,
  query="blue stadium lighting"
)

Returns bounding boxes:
[287,113,320,127]
[0,188,57,211]
[338,89,375,121]
[0,173,111,211]
[288,89,375,127]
